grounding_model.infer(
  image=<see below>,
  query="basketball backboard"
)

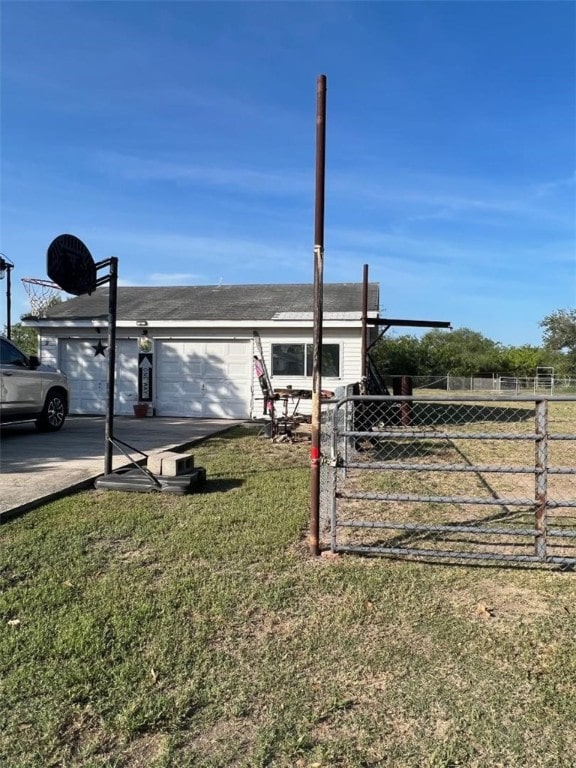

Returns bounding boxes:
[47,234,97,296]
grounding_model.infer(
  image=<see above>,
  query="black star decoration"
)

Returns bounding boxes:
[92,340,108,357]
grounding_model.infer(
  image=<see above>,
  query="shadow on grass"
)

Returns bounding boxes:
[358,439,447,460]
[411,403,535,426]
[334,502,576,570]
[202,478,245,493]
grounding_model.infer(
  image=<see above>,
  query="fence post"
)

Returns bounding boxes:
[392,377,413,425]
[330,401,340,552]
[534,398,548,561]
[400,376,412,426]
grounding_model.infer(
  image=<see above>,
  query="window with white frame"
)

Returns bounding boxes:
[271,343,340,378]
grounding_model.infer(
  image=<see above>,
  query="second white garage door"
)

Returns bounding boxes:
[155,339,251,419]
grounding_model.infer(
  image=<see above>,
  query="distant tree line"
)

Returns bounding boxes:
[371,309,576,378]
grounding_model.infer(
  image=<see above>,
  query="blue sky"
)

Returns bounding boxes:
[1,0,574,346]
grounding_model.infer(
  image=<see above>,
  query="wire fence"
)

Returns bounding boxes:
[321,394,576,567]
[405,375,576,394]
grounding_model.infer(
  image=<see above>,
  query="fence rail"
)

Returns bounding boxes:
[321,394,576,566]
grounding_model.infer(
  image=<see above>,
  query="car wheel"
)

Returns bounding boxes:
[36,390,67,432]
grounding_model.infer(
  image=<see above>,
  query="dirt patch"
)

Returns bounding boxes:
[179,717,259,766]
[117,546,154,563]
[448,579,553,623]
[86,537,155,564]
[123,733,169,767]
[57,710,114,761]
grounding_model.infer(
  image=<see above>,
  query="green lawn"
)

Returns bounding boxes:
[1,426,575,767]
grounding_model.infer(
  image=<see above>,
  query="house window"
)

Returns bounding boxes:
[306,344,340,378]
[271,343,340,378]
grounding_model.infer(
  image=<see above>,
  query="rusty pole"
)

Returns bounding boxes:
[310,74,327,556]
[361,264,368,384]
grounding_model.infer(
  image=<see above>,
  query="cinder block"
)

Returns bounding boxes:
[148,451,194,477]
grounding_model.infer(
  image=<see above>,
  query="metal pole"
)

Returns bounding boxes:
[361,264,368,383]
[6,265,12,340]
[104,258,119,475]
[534,398,548,561]
[310,74,327,556]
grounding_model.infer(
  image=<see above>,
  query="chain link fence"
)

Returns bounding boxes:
[408,375,576,394]
[321,394,576,567]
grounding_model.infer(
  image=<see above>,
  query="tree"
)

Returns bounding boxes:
[418,328,504,376]
[540,309,576,352]
[500,345,546,377]
[370,334,422,376]
[3,323,38,355]
[2,293,63,355]
[540,308,576,374]
[371,327,505,378]
[542,348,575,377]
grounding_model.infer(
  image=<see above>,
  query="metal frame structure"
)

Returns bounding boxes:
[359,263,451,394]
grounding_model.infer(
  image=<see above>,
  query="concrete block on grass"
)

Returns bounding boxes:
[148,451,194,477]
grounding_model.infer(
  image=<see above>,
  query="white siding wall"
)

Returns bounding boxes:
[37,324,363,420]
[254,327,363,417]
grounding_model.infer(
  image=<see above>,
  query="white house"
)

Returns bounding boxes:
[24,282,380,419]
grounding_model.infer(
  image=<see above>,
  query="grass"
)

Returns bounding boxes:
[1,425,576,767]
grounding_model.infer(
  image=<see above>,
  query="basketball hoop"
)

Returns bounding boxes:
[22,278,63,318]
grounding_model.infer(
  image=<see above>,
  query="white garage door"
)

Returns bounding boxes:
[59,339,138,415]
[156,339,251,419]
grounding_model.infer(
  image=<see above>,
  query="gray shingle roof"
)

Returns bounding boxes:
[36,283,379,322]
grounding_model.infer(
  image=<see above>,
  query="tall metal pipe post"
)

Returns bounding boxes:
[361,264,368,384]
[310,74,327,556]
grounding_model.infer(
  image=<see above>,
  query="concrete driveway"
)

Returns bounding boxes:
[0,416,241,520]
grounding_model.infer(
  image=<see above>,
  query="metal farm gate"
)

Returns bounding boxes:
[320,395,576,566]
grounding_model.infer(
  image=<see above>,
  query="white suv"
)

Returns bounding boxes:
[0,335,69,432]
